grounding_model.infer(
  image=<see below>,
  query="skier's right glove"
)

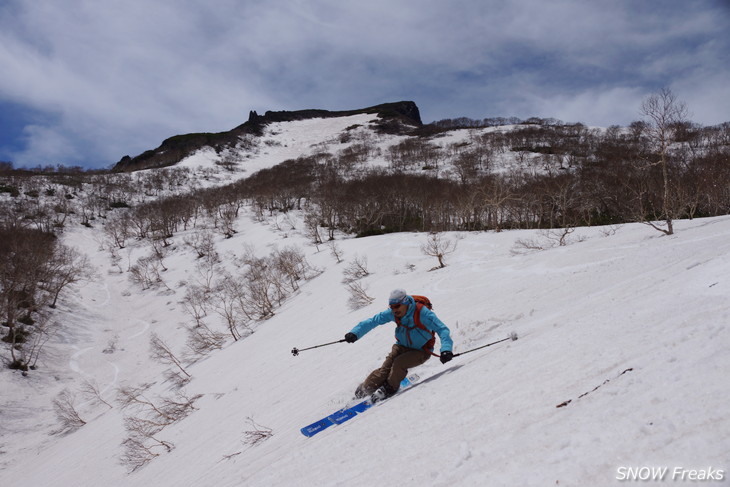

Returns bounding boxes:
[345,332,358,343]
[440,351,454,364]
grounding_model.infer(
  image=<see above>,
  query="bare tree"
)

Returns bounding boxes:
[15,309,54,371]
[52,389,87,434]
[328,241,344,264]
[129,255,169,291]
[547,227,579,247]
[240,257,276,320]
[1,227,55,370]
[103,213,132,249]
[510,235,548,255]
[185,322,226,358]
[211,276,247,341]
[181,285,211,327]
[304,210,324,249]
[150,333,190,380]
[272,246,317,291]
[217,202,238,238]
[342,254,370,283]
[481,176,514,232]
[452,151,481,184]
[192,255,218,292]
[420,232,457,269]
[44,244,94,308]
[118,385,201,471]
[640,87,690,235]
[149,237,169,272]
[242,417,273,447]
[80,379,114,409]
[347,281,375,310]
[184,227,218,260]
[121,432,173,472]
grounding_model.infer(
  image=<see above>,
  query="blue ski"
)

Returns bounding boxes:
[300,374,420,437]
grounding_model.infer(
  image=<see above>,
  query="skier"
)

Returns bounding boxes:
[344,289,454,401]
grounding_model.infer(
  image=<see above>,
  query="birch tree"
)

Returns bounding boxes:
[640,87,690,235]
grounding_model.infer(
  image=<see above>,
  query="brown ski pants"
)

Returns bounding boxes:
[360,344,432,394]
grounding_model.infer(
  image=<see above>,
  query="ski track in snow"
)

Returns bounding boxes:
[100,361,120,396]
[68,346,94,377]
[126,319,151,340]
[82,282,111,308]
[65,272,152,398]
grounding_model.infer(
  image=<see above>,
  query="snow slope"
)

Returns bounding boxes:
[1,113,728,486]
[2,209,729,486]
[174,112,398,183]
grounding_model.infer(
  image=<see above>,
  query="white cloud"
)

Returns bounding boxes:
[525,87,647,127]
[0,0,728,167]
[14,124,80,166]
[676,71,730,126]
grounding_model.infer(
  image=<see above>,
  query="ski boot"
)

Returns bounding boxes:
[354,383,368,399]
[370,382,396,403]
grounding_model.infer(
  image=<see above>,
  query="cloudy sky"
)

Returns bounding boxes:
[1,0,728,169]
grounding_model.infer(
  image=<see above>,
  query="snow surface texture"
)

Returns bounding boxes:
[1,116,729,486]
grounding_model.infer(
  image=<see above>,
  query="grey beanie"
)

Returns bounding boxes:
[388,289,407,306]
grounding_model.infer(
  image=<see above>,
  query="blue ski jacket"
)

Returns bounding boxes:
[349,295,453,353]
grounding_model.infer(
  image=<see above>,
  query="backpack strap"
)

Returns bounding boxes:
[396,303,438,356]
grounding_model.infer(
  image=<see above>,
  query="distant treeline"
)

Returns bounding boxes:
[2,120,729,239]
[237,121,730,235]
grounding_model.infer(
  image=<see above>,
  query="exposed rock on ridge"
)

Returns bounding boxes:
[113,101,421,172]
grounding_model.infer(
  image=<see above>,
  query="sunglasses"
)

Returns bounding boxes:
[389,302,406,309]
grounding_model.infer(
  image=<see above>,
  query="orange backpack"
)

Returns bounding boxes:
[410,295,433,310]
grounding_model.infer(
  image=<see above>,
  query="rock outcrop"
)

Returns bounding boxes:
[113,101,421,172]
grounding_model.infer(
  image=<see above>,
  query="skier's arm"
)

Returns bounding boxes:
[348,310,394,340]
[420,308,454,352]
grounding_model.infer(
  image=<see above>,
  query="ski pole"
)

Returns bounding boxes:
[453,332,518,358]
[291,339,346,356]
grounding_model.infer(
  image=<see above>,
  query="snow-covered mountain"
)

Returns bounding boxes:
[1,113,729,486]
[112,101,423,171]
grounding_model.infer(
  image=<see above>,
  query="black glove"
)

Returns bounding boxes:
[440,351,454,364]
[345,332,358,343]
